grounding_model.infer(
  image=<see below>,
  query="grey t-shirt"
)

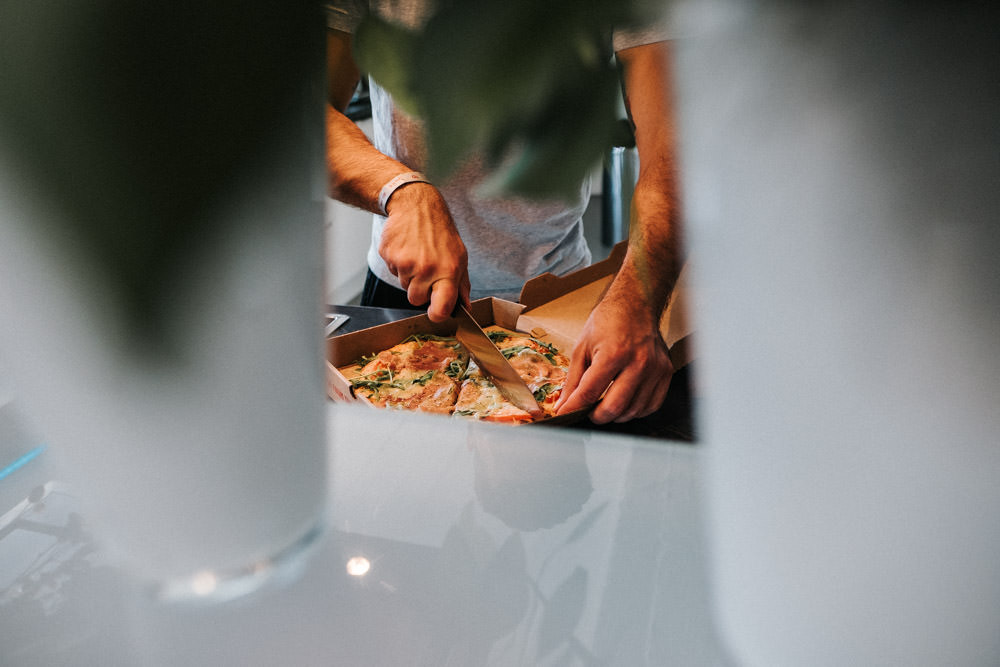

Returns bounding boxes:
[327,0,666,300]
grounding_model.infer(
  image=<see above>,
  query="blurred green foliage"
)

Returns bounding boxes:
[353,0,660,200]
[0,1,321,344]
[0,0,660,347]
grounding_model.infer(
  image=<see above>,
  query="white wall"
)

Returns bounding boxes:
[324,119,374,305]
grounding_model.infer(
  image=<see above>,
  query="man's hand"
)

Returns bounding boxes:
[380,182,470,321]
[555,287,674,424]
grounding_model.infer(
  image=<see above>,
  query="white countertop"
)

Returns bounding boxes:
[0,401,730,666]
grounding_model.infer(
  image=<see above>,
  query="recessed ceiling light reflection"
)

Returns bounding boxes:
[346,555,371,577]
[190,571,218,596]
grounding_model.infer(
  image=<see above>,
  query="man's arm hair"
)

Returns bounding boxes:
[613,40,684,318]
[326,29,425,213]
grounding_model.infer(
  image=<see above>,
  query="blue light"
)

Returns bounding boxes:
[0,445,46,482]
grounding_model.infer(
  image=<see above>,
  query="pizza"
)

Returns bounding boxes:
[351,366,461,414]
[453,361,537,424]
[347,335,468,414]
[340,328,571,423]
[484,327,569,418]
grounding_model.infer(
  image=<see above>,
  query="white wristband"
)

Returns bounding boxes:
[378,171,429,216]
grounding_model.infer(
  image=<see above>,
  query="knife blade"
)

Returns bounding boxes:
[453,305,544,419]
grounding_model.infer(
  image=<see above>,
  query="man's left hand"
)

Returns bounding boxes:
[555,293,674,424]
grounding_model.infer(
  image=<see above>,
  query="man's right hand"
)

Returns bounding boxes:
[379,182,470,322]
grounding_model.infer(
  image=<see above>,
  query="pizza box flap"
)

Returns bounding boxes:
[517,241,629,309]
[516,242,695,369]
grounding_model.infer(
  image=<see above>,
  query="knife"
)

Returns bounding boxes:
[452,305,544,419]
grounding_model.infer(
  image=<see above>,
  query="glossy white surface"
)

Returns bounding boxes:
[0,403,728,666]
[673,3,1000,665]
[0,142,328,588]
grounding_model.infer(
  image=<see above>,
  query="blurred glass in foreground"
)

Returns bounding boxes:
[0,2,328,599]
[673,1,1000,664]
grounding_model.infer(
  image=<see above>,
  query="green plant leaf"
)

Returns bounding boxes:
[0,1,320,355]
[480,61,620,200]
[413,0,618,190]
[354,0,657,199]
[353,14,422,116]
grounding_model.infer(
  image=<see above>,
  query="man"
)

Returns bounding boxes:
[326,3,683,424]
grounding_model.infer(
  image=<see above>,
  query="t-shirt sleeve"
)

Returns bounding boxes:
[325,0,366,33]
[612,22,671,52]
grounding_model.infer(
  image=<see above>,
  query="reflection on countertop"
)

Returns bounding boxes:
[0,401,727,666]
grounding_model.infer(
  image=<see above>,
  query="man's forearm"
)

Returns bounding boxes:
[326,104,417,213]
[615,158,683,320]
[612,40,684,322]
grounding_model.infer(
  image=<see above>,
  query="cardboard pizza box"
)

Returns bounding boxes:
[325,241,695,416]
[515,241,694,371]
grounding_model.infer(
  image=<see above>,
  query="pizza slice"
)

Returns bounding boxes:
[485,327,570,418]
[358,334,468,378]
[350,366,459,414]
[453,361,536,424]
[346,334,467,414]
[486,328,571,369]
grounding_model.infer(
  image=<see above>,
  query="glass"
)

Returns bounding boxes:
[0,1,327,601]
[674,1,1000,664]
